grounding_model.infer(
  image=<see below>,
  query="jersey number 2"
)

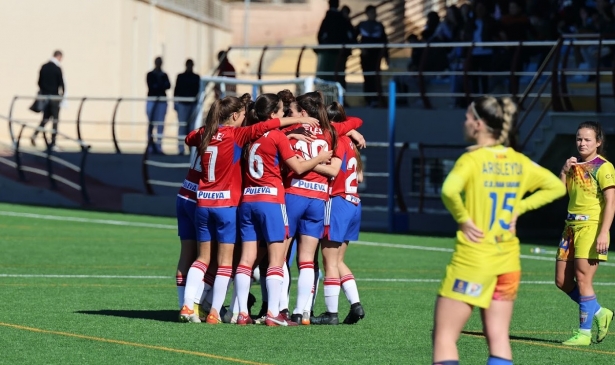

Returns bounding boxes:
[488,192,516,230]
[345,157,358,194]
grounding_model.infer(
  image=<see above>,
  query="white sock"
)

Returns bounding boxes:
[311,268,322,310]
[266,266,284,317]
[341,274,360,304]
[294,261,315,315]
[235,265,252,314]
[183,261,208,310]
[323,277,340,313]
[279,263,290,311]
[230,283,239,314]
[210,266,232,316]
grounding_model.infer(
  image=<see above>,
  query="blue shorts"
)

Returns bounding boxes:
[196,206,237,243]
[285,193,325,239]
[325,196,361,243]
[176,196,197,240]
[239,202,289,244]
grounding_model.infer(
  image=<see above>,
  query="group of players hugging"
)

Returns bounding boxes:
[174,89,366,327]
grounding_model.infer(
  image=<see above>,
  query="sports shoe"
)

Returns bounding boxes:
[280,309,291,321]
[254,315,267,325]
[343,302,365,324]
[194,303,208,322]
[290,313,303,325]
[179,305,201,323]
[562,330,592,346]
[255,302,268,320]
[594,308,614,343]
[237,312,253,325]
[302,311,311,326]
[310,312,339,325]
[265,313,298,327]
[205,313,222,324]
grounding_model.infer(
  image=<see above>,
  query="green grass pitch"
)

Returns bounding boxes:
[1,203,615,364]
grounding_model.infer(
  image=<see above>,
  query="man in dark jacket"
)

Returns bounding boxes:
[174,59,200,155]
[146,57,171,154]
[317,0,355,86]
[31,50,65,148]
[356,5,388,106]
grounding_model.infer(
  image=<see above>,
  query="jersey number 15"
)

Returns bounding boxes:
[488,192,516,230]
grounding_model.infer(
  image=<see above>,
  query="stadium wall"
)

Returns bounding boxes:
[0,0,231,145]
[228,0,328,46]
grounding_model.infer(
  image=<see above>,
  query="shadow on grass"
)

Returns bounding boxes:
[462,330,561,344]
[75,310,178,323]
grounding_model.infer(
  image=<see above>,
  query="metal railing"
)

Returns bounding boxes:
[0,114,92,203]
[223,37,615,108]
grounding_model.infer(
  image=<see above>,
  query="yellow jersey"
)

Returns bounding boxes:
[566,155,615,224]
[441,146,566,274]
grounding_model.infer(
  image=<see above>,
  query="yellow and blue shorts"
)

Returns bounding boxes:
[556,221,608,261]
[438,264,521,309]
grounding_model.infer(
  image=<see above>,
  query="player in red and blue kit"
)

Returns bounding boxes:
[283,91,363,325]
[310,101,365,325]
[234,93,332,326]
[180,95,320,324]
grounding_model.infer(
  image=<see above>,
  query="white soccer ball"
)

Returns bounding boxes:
[252,266,260,283]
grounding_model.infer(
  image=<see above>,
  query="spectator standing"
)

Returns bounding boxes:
[146,57,171,154]
[356,5,388,107]
[30,50,65,149]
[214,50,237,99]
[174,59,200,155]
[317,0,355,87]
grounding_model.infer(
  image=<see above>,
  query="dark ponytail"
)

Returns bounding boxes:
[296,91,338,153]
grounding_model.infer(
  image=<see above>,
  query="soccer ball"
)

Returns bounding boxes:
[252,266,260,284]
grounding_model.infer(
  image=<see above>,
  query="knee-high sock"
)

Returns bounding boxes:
[323,277,341,313]
[210,266,233,316]
[341,274,360,304]
[235,265,252,314]
[183,261,208,310]
[294,262,315,315]
[266,266,284,317]
[279,263,290,311]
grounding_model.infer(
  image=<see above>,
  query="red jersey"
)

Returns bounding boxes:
[185,119,282,207]
[176,153,201,202]
[329,135,360,205]
[284,117,363,201]
[242,130,296,204]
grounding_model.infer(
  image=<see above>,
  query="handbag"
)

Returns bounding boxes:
[29,92,48,113]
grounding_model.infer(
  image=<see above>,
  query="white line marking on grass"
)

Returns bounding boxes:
[0,274,169,279]
[3,210,614,267]
[2,274,615,286]
[0,211,175,230]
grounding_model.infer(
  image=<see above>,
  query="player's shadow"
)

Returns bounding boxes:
[76,309,178,323]
[462,331,561,344]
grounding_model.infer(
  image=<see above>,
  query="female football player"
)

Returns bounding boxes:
[309,101,365,325]
[283,91,363,325]
[235,93,332,326]
[433,96,566,365]
[555,121,615,346]
[179,95,320,324]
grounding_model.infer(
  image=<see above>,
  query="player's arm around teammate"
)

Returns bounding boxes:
[182,95,320,324]
[235,94,331,326]
[554,121,615,346]
[433,96,565,365]
[310,101,365,325]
